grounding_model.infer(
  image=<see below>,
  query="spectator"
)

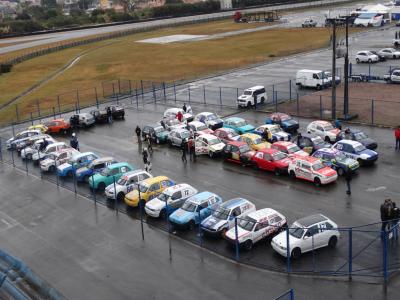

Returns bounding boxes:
[181,139,188,163]
[343,127,352,140]
[381,199,390,233]
[107,107,113,124]
[188,137,196,162]
[392,202,400,239]
[142,148,149,165]
[296,133,302,147]
[345,170,353,195]
[182,103,187,113]
[176,111,183,123]
[145,159,152,173]
[70,133,79,151]
[160,119,166,129]
[135,126,141,143]
[146,134,153,154]
[395,125,400,151]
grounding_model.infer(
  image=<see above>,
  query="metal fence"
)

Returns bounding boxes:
[349,63,400,81]
[0,139,399,284]
[274,289,295,300]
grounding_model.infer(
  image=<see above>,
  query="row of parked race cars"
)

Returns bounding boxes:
[4,107,378,258]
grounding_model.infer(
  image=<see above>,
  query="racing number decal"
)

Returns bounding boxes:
[183,189,190,196]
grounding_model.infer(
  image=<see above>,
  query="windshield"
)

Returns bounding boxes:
[117,178,127,185]
[235,121,247,127]
[212,208,230,220]
[354,132,367,140]
[253,137,263,145]
[100,169,109,176]
[197,124,207,131]
[228,131,239,138]
[272,152,287,161]
[181,131,190,139]
[139,184,148,193]
[158,192,169,202]
[323,125,334,131]
[311,136,324,145]
[154,126,164,133]
[354,144,366,152]
[287,145,301,153]
[289,225,305,239]
[359,13,376,19]
[244,91,252,95]
[181,201,197,212]
[239,144,251,153]
[269,127,280,133]
[312,162,325,171]
[207,114,218,120]
[168,119,180,126]
[208,138,221,145]
[239,216,256,231]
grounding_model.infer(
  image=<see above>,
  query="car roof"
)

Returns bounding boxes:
[108,162,131,169]
[315,148,336,154]
[92,157,114,164]
[296,214,329,227]
[298,69,323,73]
[120,169,149,179]
[299,133,314,139]
[73,151,96,159]
[50,142,66,147]
[273,141,294,147]
[227,140,247,147]
[271,112,290,118]
[216,128,234,133]
[222,198,251,209]
[338,140,361,146]
[225,117,244,122]
[142,175,170,185]
[200,133,219,140]
[310,120,331,126]
[248,208,279,221]
[293,156,320,163]
[164,183,192,193]
[187,191,217,204]
[245,85,264,91]
[189,121,205,126]
[171,128,189,133]
[257,148,279,154]
[51,118,66,123]
[241,133,260,139]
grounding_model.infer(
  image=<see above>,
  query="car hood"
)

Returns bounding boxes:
[201,215,227,230]
[273,131,290,140]
[76,166,89,175]
[253,142,270,150]
[239,125,255,133]
[169,208,193,224]
[40,158,54,165]
[242,150,256,158]
[210,143,225,152]
[358,149,378,159]
[238,95,251,100]
[225,226,250,241]
[282,119,298,126]
[208,119,223,125]
[295,150,309,157]
[358,137,376,147]
[328,128,340,136]
[6,137,15,143]
[125,189,139,201]
[146,198,166,211]
[337,157,358,167]
[316,166,337,177]
[58,163,72,171]
[315,142,331,150]
[156,131,169,138]
[272,231,299,248]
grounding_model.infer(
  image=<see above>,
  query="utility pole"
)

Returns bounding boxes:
[343,16,349,119]
[331,20,337,121]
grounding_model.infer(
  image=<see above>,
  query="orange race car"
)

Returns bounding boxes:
[45,118,71,135]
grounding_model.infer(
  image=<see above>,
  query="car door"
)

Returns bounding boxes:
[126,176,138,193]
[253,151,263,166]
[231,145,240,161]
[263,153,273,171]
[108,167,120,183]
[169,190,184,209]
[319,222,333,247]
[199,201,209,221]
[148,182,161,200]
[254,219,269,242]
[57,152,68,165]
[300,163,312,180]
[195,138,208,155]
[302,224,321,252]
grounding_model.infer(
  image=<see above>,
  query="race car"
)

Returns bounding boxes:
[141,124,169,144]
[312,148,359,176]
[75,157,117,182]
[306,120,340,143]
[28,124,48,134]
[40,148,79,172]
[6,129,41,150]
[195,112,223,130]
[169,128,191,147]
[162,118,186,132]
[195,134,225,158]
[225,208,287,251]
[251,148,291,175]
[201,198,256,237]
[288,156,338,186]
[21,136,55,160]
[105,169,152,201]
[69,113,95,128]
[265,113,299,133]
[294,133,331,154]
[105,105,125,119]
[89,162,135,191]
[188,121,214,136]
[332,140,378,166]
[240,133,270,151]
[90,109,109,123]
[57,152,99,177]
[222,141,255,166]
[145,183,198,218]
[271,141,309,158]
[44,118,71,135]
[164,108,193,122]
[337,129,377,150]
[169,191,222,231]
[253,124,291,143]
[223,117,255,134]
[213,128,241,144]
[32,142,69,163]
[15,134,53,153]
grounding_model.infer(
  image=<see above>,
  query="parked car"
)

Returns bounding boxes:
[324,71,341,86]
[124,176,175,208]
[294,133,331,154]
[16,134,53,153]
[6,130,41,150]
[332,140,378,166]
[213,128,241,144]
[355,51,379,63]
[302,18,317,27]
[145,183,198,218]
[164,107,193,122]
[225,208,287,251]
[201,198,256,237]
[70,113,95,128]
[251,148,291,175]
[312,148,360,176]
[32,142,69,163]
[195,112,223,130]
[76,157,117,182]
[90,109,109,123]
[105,105,125,119]
[337,129,377,150]
[45,118,71,135]
[254,124,291,143]
[377,48,400,59]
[295,69,330,90]
[288,156,338,186]
[39,148,79,172]
[169,128,191,147]
[188,121,214,136]
[223,117,255,134]
[237,86,267,108]
[57,152,99,177]
[222,141,255,166]
[89,162,135,191]
[169,191,222,231]
[271,214,340,259]
[369,51,386,62]
[384,68,400,83]
[105,170,152,201]
[271,141,309,157]
[21,136,55,160]
[265,113,299,133]
[28,124,48,134]
[163,118,186,131]
[240,133,270,151]
[306,120,340,143]
[141,124,169,144]
[194,134,225,158]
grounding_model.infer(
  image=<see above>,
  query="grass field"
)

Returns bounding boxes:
[0,18,333,125]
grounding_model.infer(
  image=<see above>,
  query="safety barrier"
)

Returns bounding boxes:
[274,289,295,300]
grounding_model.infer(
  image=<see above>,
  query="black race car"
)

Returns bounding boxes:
[90,109,108,123]
[105,105,125,120]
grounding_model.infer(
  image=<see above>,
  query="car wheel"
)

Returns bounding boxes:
[356,58,360,63]
[314,177,321,187]
[139,199,146,210]
[261,97,265,104]
[291,247,301,259]
[208,151,214,158]
[316,84,321,90]
[337,168,344,176]
[221,228,228,237]
[83,175,90,182]
[188,220,196,231]
[357,159,363,167]
[328,236,338,248]
[274,168,281,176]
[243,240,253,251]
[49,165,56,172]
[368,59,372,63]
[159,209,166,219]
[247,102,251,108]
[289,170,296,178]
[98,182,106,192]
[324,136,331,143]
[117,192,125,202]
[393,55,396,59]
[395,42,399,47]
[67,170,73,177]
[27,153,32,160]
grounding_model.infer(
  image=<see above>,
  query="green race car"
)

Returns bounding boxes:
[89,162,135,191]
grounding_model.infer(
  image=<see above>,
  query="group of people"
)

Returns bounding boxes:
[380,198,400,237]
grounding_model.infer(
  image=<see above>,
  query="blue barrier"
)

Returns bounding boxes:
[274,289,294,300]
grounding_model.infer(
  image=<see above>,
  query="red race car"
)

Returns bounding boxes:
[45,118,71,135]
[271,141,309,158]
[222,141,255,166]
[251,148,291,175]
[213,128,241,144]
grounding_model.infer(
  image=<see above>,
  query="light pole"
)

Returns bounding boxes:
[331,20,337,121]
[343,16,350,119]
[137,183,145,241]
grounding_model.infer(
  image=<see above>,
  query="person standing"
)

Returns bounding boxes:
[145,159,152,173]
[345,170,353,195]
[107,107,113,124]
[146,134,153,154]
[70,133,79,151]
[181,139,188,163]
[381,199,389,233]
[395,125,400,150]
[135,125,142,143]
[142,148,148,165]
[188,137,196,162]
[182,103,187,113]
[176,111,183,123]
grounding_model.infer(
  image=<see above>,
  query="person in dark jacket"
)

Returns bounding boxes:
[188,137,196,162]
[107,107,113,124]
[381,199,392,233]
[345,170,353,195]
[135,126,141,143]
[142,148,148,165]
[70,133,79,151]
[181,139,187,163]
[182,103,187,113]
[395,125,400,150]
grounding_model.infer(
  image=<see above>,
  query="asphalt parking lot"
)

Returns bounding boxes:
[1,100,399,283]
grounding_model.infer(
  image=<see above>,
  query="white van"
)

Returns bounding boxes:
[237,86,267,108]
[353,13,383,27]
[296,69,330,90]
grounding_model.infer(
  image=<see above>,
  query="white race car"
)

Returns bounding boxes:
[40,148,79,172]
[194,134,225,158]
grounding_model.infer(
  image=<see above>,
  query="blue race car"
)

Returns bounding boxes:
[75,156,117,182]
[169,191,222,231]
[312,148,359,176]
[57,152,99,177]
[332,140,378,166]
[265,113,299,133]
[223,117,255,134]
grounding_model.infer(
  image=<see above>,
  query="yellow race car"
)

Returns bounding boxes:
[28,124,48,134]
[124,176,175,207]
[240,133,270,151]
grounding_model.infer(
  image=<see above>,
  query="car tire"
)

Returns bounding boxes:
[274,168,281,176]
[316,84,321,90]
[394,55,396,59]
[98,182,106,192]
[83,175,90,182]
[27,153,32,160]
[247,102,251,108]
[221,228,228,238]
[67,170,73,177]
[188,220,196,231]
[208,151,214,158]
[49,165,56,173]
[159,209,166,219]
[289,170,296,178]
[261,97,265,104]
[357,158,363,166]
[356,58,360,63]
[324,136,331,143]
[117,192,125,202]
[337,168,344,176]
[243,240,253,251]
[368,59,372,63]
[314,177,321,187]
[291,247,301,259]
[328,236,338,248]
